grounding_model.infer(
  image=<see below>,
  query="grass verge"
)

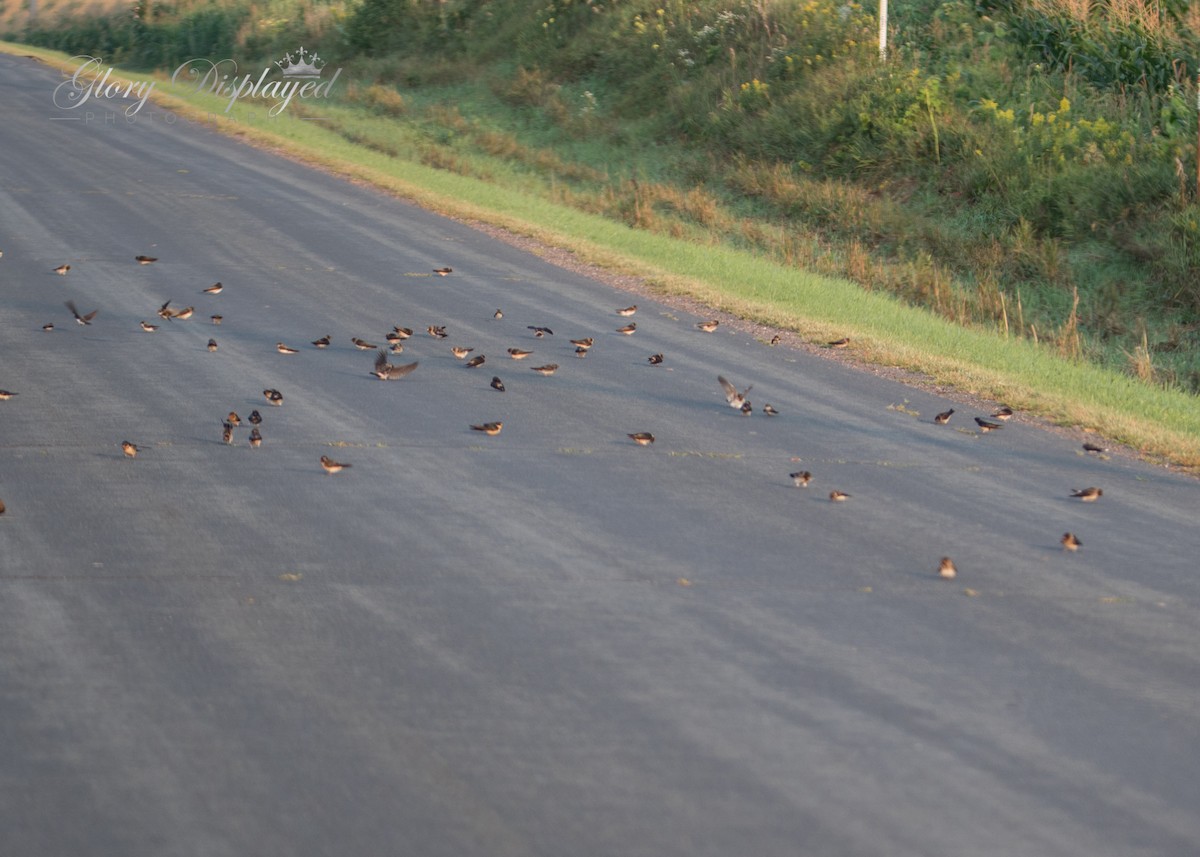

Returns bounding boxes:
[6,41,1199,470]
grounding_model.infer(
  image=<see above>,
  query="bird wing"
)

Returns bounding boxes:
[718,375,736,402]
[386,360,419,379]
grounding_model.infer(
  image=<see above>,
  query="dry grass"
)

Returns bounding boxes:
[1,0,131,31]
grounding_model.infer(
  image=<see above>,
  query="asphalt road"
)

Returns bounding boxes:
[2,53,1199,857]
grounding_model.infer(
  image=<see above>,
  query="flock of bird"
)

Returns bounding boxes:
[2,254,1111,576]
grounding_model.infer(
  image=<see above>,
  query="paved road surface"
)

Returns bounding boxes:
[2,53,1199,856]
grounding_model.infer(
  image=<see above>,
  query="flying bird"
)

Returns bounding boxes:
[470,421,503,436]
[122,440,138,458]
[616,305,637,316]
[696,320,719,333]
[790,471,812,488]
[135,255,157,265]
[490,376,506,392]
[276,343,299,354]
[372,351,420,380]
[938,557,957,579]
[1070,487,1103,502]
[974,417,1003,432]
[615,323,637,335]
[65,300,98,325]
[1061,532,1081,551]
[718,375,753,409]
[464,355,486,369]
[934,408,955,425]
[628,432,655,445]
[320,455,351,474]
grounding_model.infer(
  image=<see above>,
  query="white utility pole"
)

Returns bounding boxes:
[879,0,888,60]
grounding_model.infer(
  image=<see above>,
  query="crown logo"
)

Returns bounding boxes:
[274,47,324,79]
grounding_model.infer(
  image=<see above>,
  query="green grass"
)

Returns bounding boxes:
[7,40,1200,469]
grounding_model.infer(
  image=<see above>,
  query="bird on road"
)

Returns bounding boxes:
[974,417,1004,432]
[263,389,284,406]
[464,355,486,369]
[648,353,664,365]
[210,315,223,325]
[827,337,851,348]
[0,390,15,400]
[938,557,957,579]
[54,264,71,275]
[202,282,223,295]
[249,427,262,448]
[470,421,503,436]
[696,320,719,333]
[320,455,351,474]
[172,306,194,320]
[312,335,331,349]
[762,404,779,416]
[615,323,637,335]
[528,326,554,337]
[276,343,299,355]
[934,408,955,424]
[718,375,753,409]
[628,432,655,445]
[829,490,851,502]
[1061,532,1081,551]
[790,471,812,487]
[1071,487,1103,502]
[122,441,138,458]
[139,321,159,332]
[352,337,378,350]
[207,339,218,352]
[491,377,506,392]
[433,266,453,276]
[616,306,637,316]
[222,422,234,445]
[494,309,504,319]
[570,337,593,350]
[451,346,474,360]
[135,255,157,265]
[248,410,262,426]
[508,348,533,360]
[990,406,1014,420]
[427,326,448,339]
[227,412,241,426]
[530,364,558,375]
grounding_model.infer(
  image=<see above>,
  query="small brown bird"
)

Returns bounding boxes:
[389,342,405,354]
[827,337,851,348]
[769,334,781,346]
[628,432,655,445]
[990,406,1014,421]
[157,301,174,320]
[696,320,719,333]
[207,339,218,352]
[352,337,378,350]
[249,427,262,448]
[616,305,637,316]
[470,421,503,436]
[312,335,331,349]
[263,388,284,406]
[490,376,506,392]
[392,327,414,339]
[0,390,15,400]
[227,412,241,427]
[222,422,234,445]
[248,410,262,425]
[508,348,533,360]
[427,326,448,339]
[570,337,594,350]
[464,355,486,369]
[172,306,194,320]
[528,326,554,337]
[451,346,475,360]
[531,364,558,375]
[372,351,420,380]
[934,408,955,424]
[718,375,753,409]
[763,404,779,416]
[385,331,405,346]
[320,455,351,474]
[139,320,159,332]
[202,282,223,294]
[1083,442,1107,453]
[42,323,54,332]
[493,309,504,319]
[1071,487,1103,502]
[739,401,753,416]
[135,255,157,265]
[829,490,851,502]
[433,266,453,276]
[65,300,98,325]
[790,471,812,488]
[938,557,957,579]
[122,440,138,458]
[1061,532,1081,551]
[615,323,637,335]
[210,315,223,325]
[54,264,71,275]
[648,353,664,365]
[574,347,588,358]
[974,417,1003,432]
[276,343,299,355]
